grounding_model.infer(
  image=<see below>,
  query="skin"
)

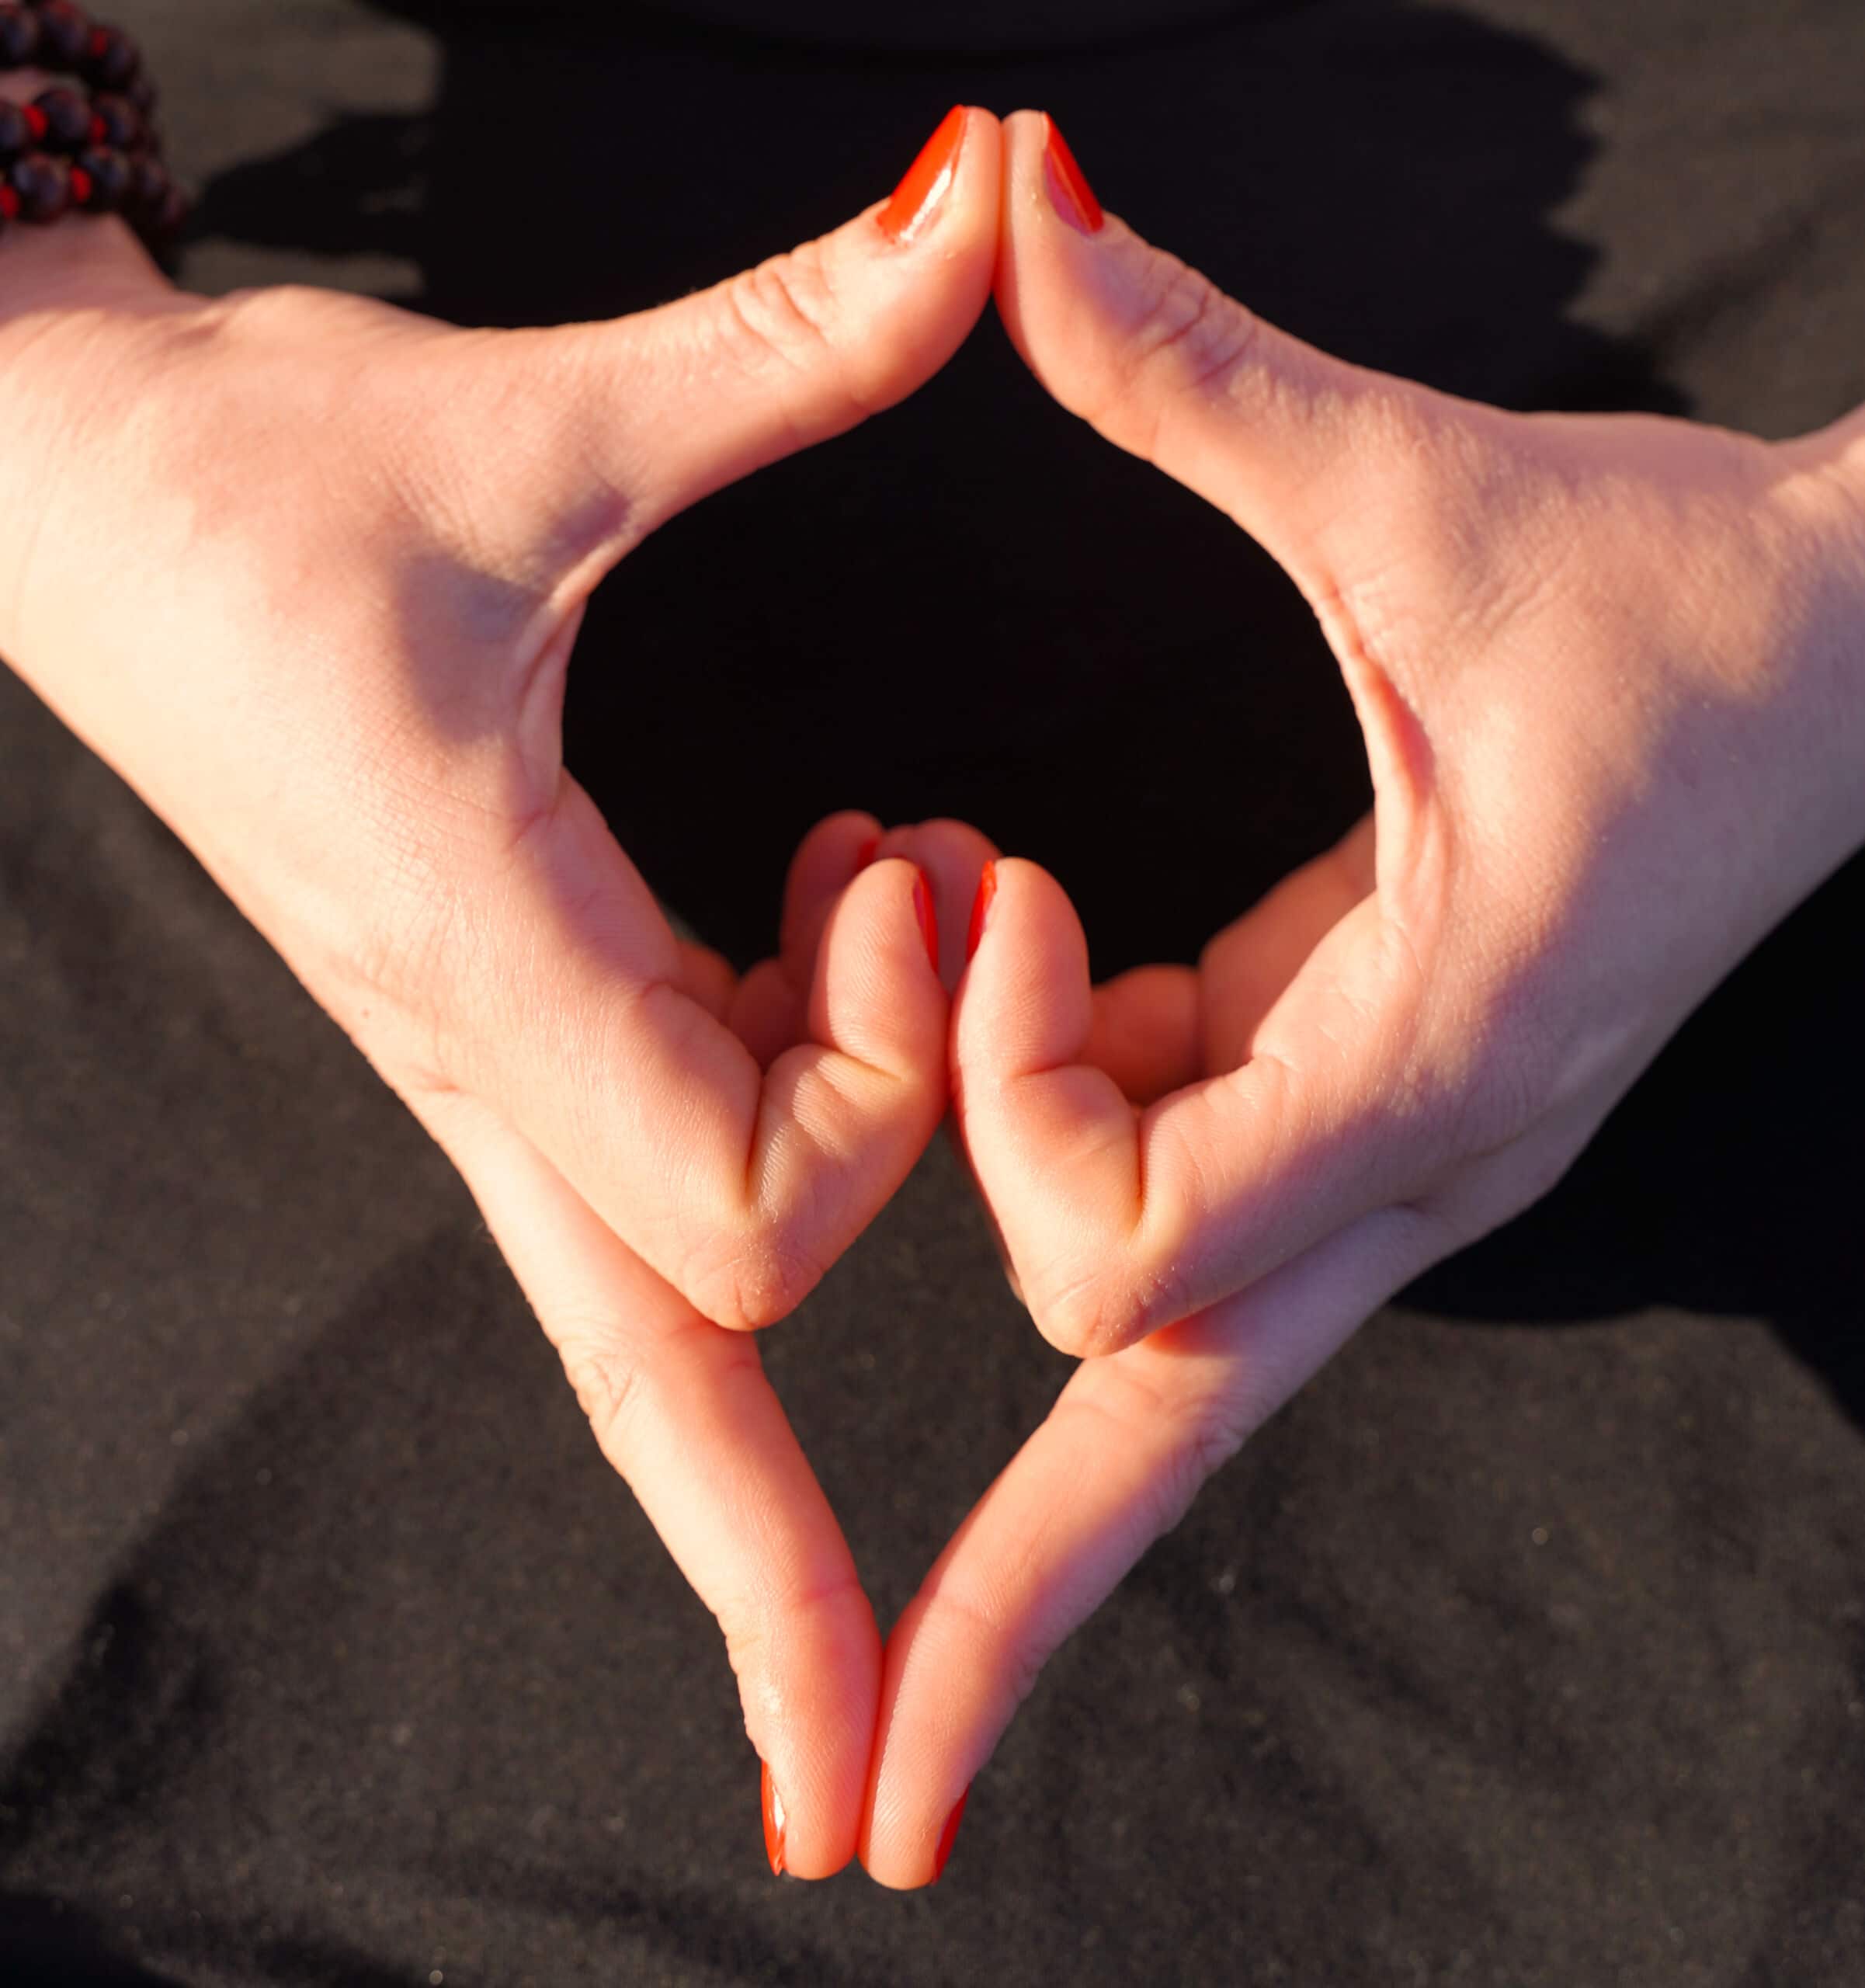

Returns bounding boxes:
[5,98,1863,1892]
[0,106,1005,1881]
[855,111,1865,1885]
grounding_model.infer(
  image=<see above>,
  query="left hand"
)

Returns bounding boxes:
[856,109,1865,1885]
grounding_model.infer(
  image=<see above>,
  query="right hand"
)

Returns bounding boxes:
[856,109,1865,1886]
[0,106,1003,1875]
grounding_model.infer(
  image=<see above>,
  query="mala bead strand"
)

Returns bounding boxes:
[71,140,127,210]
[81,24,139,92]
[0,2,186,252]
[7,148,70,224]
[28,0,90,72]
[88,89,141,151]
[0,7,41,70]
[30,82,90,151]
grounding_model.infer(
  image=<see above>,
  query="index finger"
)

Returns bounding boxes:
[426,1095,881,1879]
[859,1204,1439,1890]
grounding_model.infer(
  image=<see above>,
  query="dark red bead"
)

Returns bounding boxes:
[72,143,128,211]
[9,152,72,224]
[23,104,47,144]
[81,23,140,92]
[0,3,42,68]
[67,162,92,206]
[87,92,141,152]
[0,101,34,165]
[0,182,18,221]
[31,86,93,155]
[30,2,92,70]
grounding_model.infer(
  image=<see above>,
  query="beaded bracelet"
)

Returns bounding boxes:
[0,0,188,255]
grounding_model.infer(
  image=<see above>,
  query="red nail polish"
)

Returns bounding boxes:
[761,1759,787,1877]
[913,869,940,974]
[966,861,998,964]
[1042,116,1104,235]
[879,104,967,244]
[932,1788,971,1883]
[855,835,880,872]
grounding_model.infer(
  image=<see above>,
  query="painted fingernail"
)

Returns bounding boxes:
[855,835,880,871]
[760,1759,787,1876]
[879,104,967,244]
[965,861,998,964]
[1042,115,1104,235]
[932,1787,971,1883]
[913,868,941,973]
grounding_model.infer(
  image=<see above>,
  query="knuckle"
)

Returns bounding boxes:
[557,1336,649,1455]
[719,1566,869,1702]
[1029,1270,1118,1358]
[922,1586,1047,1715]
[1058,1376,1243,1548]
[721,242,863,402]
[1030,1256,1182,1360]
[1128,260,1260,401]
[1089,255,1263,458]
[680,1222,827,1332]
[1155,1413,1249,1533]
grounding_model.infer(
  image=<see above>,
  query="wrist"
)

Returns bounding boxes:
[1,57,184,326]
[0,206,169,330]
[0,214,196,666]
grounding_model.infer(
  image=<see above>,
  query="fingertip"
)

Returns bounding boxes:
[876,104,1002,250]
[953,857,1094,1076]
[867,818,1002,990]
[778,809,884,978]
[610,110,1002,537]
[801,853,950,1102]
[744,1585,885,1879]
[860,1585,1007,1890]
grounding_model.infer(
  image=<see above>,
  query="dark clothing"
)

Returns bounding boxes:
[4,2,1864,1983]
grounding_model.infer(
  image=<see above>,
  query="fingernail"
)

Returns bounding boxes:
[760,1759,787,1876]
[913,868,941,974]
[965,861,998,964]
[1042,115,1104,235]
[932,1787,971,1883]
[855,835,880,871]
[879,104,967,245]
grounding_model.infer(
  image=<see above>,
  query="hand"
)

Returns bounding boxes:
[857,110,1865,1884]
[0,107,1002,1877]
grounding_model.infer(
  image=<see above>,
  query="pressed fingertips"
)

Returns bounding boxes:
[966,860,998,964]
[761,1759,787,1876]
[879,104,968,244]
[1041,116,1103,235]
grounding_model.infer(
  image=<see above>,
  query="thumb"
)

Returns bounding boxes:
[994,108,1420,584]
[536,105,1002,555]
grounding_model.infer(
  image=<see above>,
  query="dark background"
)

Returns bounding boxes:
[3,1,1863,1982]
